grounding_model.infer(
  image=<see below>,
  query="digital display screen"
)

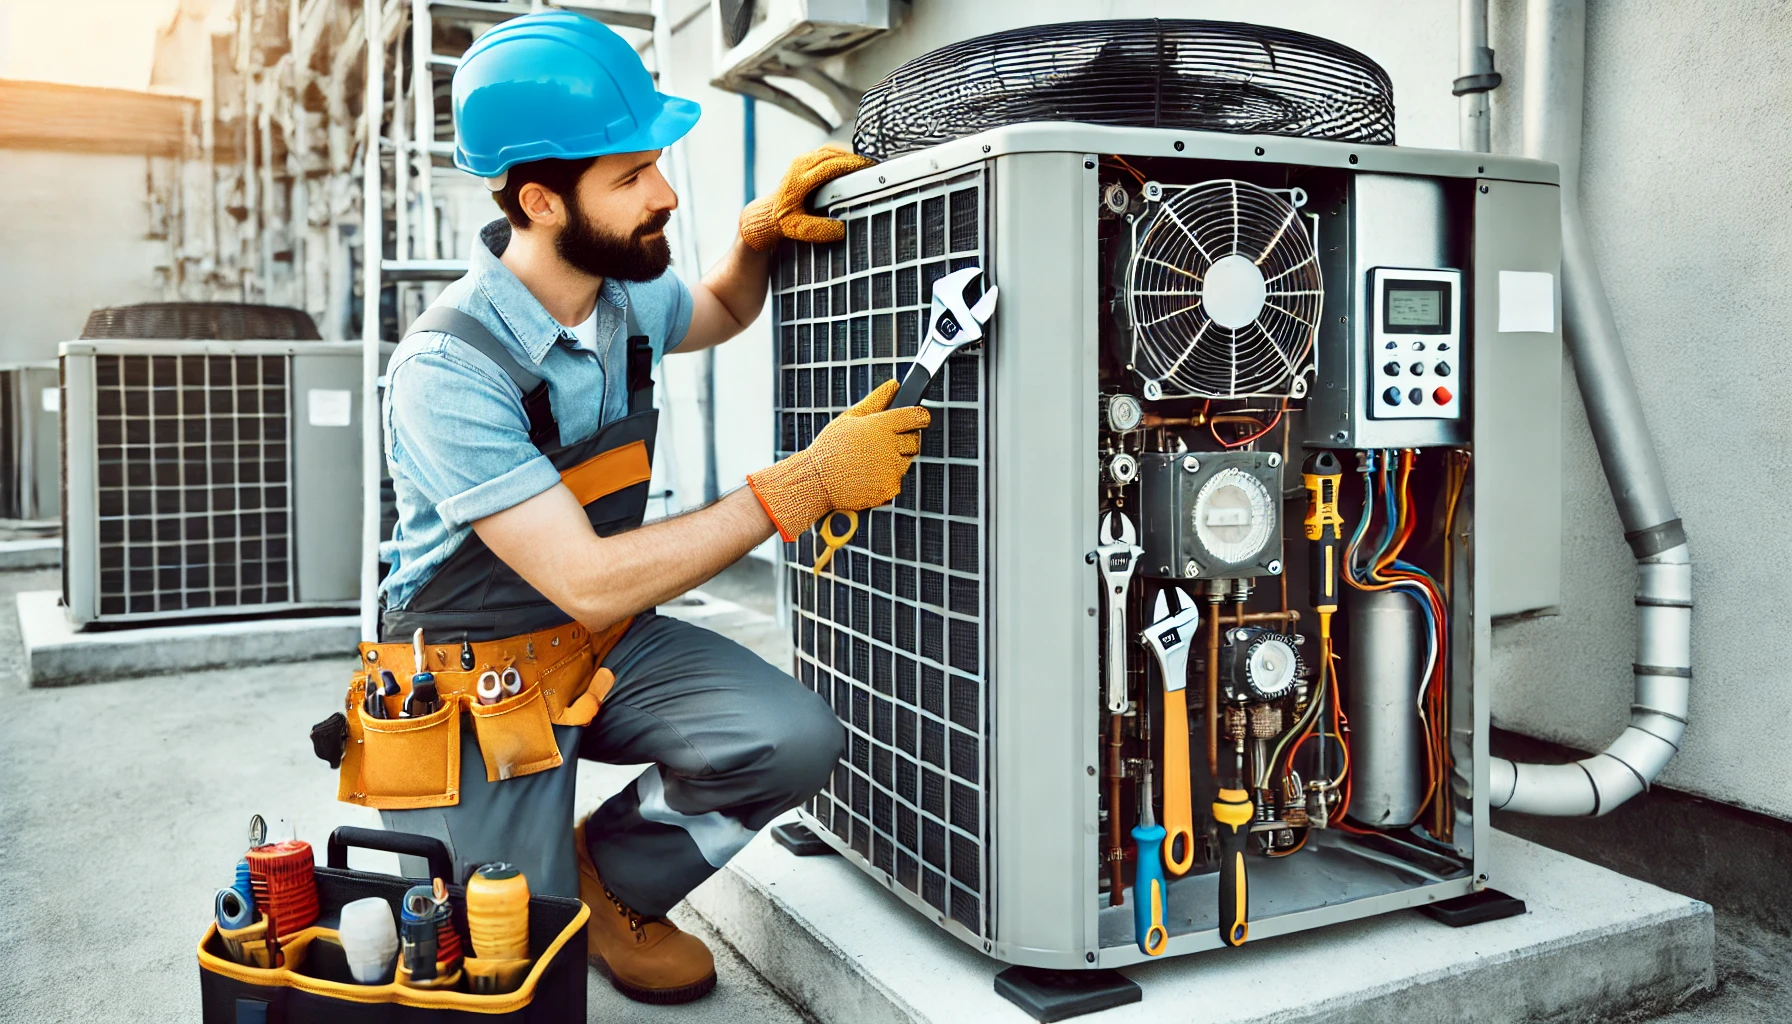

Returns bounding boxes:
[1381,279,1451,334]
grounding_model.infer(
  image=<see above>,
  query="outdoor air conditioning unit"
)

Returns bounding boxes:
[769,21,1564,974]
[710,0,906,129]
[59,340,384,627]
[1,361,60,522]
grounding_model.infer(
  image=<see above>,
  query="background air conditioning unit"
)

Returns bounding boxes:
[60,341,384,627]
[767,23,1564,967]
[710,0,906,129]
[1,361,60,523]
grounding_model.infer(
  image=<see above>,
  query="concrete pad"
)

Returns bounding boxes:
[690,825,1713,1024]
[17,588,358,687]
[0,537,59,570]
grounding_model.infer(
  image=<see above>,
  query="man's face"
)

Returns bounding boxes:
[554,150,679,282]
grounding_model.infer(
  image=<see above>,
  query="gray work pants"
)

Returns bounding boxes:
[383,612,844,916]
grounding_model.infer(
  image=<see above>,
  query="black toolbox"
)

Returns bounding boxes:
[197,827,588,1023]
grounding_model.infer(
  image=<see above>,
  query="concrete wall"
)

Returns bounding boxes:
[0,149,171,363]
[661,0,1792,819]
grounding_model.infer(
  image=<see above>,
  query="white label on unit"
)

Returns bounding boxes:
[41,387,58,413]
[307,389,353,427]
[1498,271,1555,333]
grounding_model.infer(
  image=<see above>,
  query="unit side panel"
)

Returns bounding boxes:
[1472,181,1564,616]
[291,353,363,602]
[59,350,97,622]
[987,151,1102,964]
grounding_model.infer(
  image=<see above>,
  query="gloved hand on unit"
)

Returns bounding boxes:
[747,379,929,541]
[738,143,875,251]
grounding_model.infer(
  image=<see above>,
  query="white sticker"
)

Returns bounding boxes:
[307,389,353,427]
[41,387,58,413]
[1498,270,1555,333]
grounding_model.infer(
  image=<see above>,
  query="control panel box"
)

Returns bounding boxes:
[1369,267,1463,420]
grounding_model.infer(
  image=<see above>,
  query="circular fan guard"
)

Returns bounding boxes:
[1126,180,1322,399]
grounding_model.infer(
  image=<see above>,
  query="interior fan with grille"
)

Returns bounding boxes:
[1123,179,1322,400]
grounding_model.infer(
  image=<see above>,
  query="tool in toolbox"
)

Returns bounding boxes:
[1131,759,1170,957]
[1139,587,1201,877]
[338,896,399,984]
[477,667,524,706]
[813,266,999,576]
[405,628,440,717]
[1090,512,1144,714]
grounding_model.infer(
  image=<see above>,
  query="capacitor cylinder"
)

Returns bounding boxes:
[1345,589,1427,826]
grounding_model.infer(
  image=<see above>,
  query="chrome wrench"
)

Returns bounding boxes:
[1092,512,1143,714]
[1141,587,1201,876]
[890,266,1000,409]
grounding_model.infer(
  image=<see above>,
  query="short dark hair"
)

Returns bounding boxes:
[493,156,599,229]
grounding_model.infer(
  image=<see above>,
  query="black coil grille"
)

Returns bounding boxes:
[81,303,321,342]
[854,19,1395,160]
[775,170,990,939]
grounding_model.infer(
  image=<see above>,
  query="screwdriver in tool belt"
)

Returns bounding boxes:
[1132,760,1169,957]
[404,628,438,717]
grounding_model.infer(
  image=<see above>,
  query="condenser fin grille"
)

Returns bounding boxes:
[90,354,293,615]
[774,171,991,940]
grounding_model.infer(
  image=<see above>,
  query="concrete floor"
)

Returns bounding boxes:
[0,564,805,1024]
[2,558,1787,1023]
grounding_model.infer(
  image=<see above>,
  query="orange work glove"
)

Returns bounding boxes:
[747,379,929,541]
[739,143,875,252]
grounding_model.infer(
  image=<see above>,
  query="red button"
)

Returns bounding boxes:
[1433,386,1454,405]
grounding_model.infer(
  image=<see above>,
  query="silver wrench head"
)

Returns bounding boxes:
[927,267,998,350]
[1098,511,1137,548]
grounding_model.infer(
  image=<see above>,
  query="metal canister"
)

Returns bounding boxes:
[1345,588,1427,826]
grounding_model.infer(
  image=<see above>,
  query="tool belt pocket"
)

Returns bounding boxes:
[340,695,461,810]
[537,646,603,727]
[468,684,562,783]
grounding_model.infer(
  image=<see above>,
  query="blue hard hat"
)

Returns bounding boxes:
[452,11,700,184]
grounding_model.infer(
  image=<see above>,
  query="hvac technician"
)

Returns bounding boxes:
[336,12,925,1005]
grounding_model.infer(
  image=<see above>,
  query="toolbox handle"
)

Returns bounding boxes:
[326,826,455,883]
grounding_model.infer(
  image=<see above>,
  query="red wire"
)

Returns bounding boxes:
[1215,401,1286,449]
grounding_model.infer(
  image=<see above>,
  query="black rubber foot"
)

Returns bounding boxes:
[770,821,835,857]
[1419,887,1527,927]
[993,966,1141,1022]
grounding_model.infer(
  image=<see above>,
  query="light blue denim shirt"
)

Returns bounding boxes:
[378,220,692,611]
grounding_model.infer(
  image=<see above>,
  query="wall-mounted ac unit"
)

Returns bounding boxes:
[1,361,59,522]
[59,341,386,627]
[709,0,906,129]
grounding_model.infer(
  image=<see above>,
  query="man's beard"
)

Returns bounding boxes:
[555,197,672,283]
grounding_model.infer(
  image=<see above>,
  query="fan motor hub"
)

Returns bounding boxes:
[1202,254,1268,330]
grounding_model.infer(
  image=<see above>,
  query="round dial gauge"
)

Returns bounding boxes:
[1191,467,1275,565]
[1245,635,1300,701]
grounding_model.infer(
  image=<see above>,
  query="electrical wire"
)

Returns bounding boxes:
[1211,401,1286,449]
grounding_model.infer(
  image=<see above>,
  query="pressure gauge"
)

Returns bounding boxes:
[1107,452,1139,485]
[1106,394,1144,433]
[1192,467,1276,566]
[1219,628,1304,704]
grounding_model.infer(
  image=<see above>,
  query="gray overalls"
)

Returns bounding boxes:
[342,282,843,916]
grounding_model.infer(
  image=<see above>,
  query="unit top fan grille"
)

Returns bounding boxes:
[1125,179,1322,400]
[853,19,1395,161]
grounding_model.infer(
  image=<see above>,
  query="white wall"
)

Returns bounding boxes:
[664,0,1792,818]
[0,149,171,364]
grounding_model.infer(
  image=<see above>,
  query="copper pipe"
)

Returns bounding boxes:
[1141,411,1208,428]
[1208,414,1268,428]
[1205,610,1221,778]
[1233,609,1301,627]
[1106,714,1125,906]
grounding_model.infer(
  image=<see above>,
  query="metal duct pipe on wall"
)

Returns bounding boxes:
[1488,0,1694,816]
[1455,0,1500,153]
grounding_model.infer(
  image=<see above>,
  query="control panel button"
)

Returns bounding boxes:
[1383,386,1403,406]
[1409,362,1425,376]
[1437,342,1451,351]
[1383,361,1401,376]
[1435,361,1451,376]
[1433,386,1454,405]
[1408,387,1423,405]
[1413,341,1426,352]
[1385,341,1398,350]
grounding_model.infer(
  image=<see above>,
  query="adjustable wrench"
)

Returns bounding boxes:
[1140,588,1201,876]
[890,266,1000,409]
[1092,512,1143,714]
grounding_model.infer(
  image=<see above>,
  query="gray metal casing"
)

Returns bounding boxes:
[787,123,1561,967]
[1,362,60,521]
[60,340,381,627]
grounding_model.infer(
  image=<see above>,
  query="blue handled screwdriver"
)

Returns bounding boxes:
[1133,760,1169,956]
[404,628,438,717]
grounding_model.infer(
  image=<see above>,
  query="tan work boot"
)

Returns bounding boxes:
[574,814,717,1004]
